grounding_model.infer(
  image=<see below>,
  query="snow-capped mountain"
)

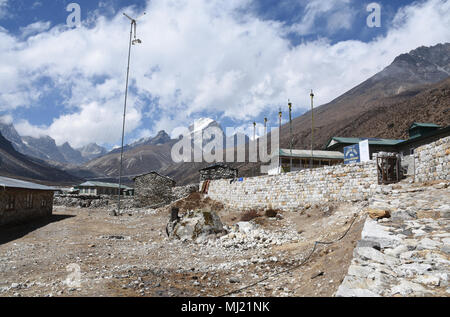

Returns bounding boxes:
[0,122,104,165]
[77,143,107,161]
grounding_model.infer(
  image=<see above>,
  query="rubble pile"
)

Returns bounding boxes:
[214,221,302,250]
[336,182,450,297]
[167,209,226,242]
[54,195,110,208]
[172,184,199,201]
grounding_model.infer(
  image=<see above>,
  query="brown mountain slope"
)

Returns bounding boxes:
[78,43,450,185]
[80,141,177,178]
[279,44,450,149]
[0,132,82,185]
[163,77,450,185]
[331,77,450,141]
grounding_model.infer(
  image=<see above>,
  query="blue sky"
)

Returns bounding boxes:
[0,0,449,149]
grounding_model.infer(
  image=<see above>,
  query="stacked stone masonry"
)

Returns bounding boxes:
[205,161,379,211]
[415,136,450,183]
[134,173,176,208]
[0,189,53,226]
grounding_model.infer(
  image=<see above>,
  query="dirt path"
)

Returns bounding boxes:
[0,197,366,297]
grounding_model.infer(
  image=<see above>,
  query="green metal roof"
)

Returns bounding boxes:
[278,149,344,160]
[409,122,441,129]
[326,137,405,149]
[78,181,133,190]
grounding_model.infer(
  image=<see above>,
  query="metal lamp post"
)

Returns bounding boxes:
[278,108,282,173]
[310,89,315,169]
[115,12,145,216]
[288,100,293,172]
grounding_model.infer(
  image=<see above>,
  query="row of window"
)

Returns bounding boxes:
[5,194,48,211]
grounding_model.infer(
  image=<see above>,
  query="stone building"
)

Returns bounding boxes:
[199,163,238,182]
[133,172,176,207]
[325,137,405,159]
[0,176,55,226]
[271,148,344,174]
[396,123,450,156]
[77,181,134,196]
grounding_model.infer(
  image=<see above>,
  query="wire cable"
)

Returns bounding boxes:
[219,214,360,297]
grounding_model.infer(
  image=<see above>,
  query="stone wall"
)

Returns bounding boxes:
[0,188,53,226]
[414,136,449,183]
[134,173,176,208]
[53,195,111,209]
[199,165,238,182]
[172,184,199,201]
[204,161,379,212]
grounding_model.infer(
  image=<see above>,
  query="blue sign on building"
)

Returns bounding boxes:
[344,144,361,164]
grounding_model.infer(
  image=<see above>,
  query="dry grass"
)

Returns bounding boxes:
[170,193,224,214]
[240,210,261,222]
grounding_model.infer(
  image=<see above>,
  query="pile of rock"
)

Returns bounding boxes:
[167,209,226,242]
[213,221,301,251]
[172,184,199,201]
[336,182,450,297]
[54,195,110,208]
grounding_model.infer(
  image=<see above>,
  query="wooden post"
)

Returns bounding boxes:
[171,207,180,222]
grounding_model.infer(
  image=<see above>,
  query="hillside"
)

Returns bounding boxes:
[166,45,450,185]
[2,43,448,186]
[0,131,82,185]
[278,43,450,150]
[330,77,450,141]
[81,141,177,178]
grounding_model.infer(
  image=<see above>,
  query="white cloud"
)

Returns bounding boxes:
[20,21,51,38]
[0,0,449,148]
[0,0,8,19]
[16,100,142,148]
[290,0,355,35]
[15,120,48,138]
[0,113,13,124]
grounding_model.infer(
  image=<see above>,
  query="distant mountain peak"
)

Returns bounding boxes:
[78,143,107,161]
[189,118,218,133]
[151,130,171,145]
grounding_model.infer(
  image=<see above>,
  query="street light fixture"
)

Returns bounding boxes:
[115,12,145,216]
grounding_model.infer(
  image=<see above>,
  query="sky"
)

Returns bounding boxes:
[0,0,449,149]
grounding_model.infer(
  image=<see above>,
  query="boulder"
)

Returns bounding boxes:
[168,210,226,242]
[367,208,390,220]
[235,222,255,234]
[361,218,401,249]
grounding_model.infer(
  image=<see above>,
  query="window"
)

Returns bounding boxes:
[41,199,47,207]
[25,193,33,209]
[6,195,15,210]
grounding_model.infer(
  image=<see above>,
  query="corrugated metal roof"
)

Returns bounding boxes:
[78,181,133,190]
[326,137,404,148]
[0,176,56,191]
[278,149,344,160]
[410,122,441,129]
[132,171,175,182]
[199,163,238,171]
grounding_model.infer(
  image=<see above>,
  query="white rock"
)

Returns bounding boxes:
[417,238,442,251]
[354,247,400,267]
[414,275,440,286]
[391,280,430,296]
[361,218,401,248]
[236,222,255,234]
[347,265,374,278]
[384,245,408,258]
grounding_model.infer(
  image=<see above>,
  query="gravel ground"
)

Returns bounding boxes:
[0,194,367,297]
